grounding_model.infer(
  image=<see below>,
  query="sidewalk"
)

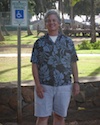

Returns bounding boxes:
[0,76,100,88]
[0,53,100,57]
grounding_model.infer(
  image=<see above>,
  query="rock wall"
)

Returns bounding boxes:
[0,81,100,119]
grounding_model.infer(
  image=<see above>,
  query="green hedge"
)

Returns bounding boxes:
[76,40,100,50]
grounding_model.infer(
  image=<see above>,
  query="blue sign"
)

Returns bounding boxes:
[15,10,24,19]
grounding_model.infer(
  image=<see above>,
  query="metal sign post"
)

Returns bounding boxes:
[17,24,22,123]
[11,0,28,123]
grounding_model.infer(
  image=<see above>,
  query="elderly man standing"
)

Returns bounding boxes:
[31,9,80,125]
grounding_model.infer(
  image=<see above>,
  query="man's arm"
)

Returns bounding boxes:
[32,63,40,87]
[32,63,45,98]
[72,62,78,82]
[72,62,80,96]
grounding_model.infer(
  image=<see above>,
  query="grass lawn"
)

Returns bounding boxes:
[0,56,100,83]
[77,50,100,54]
[0,30,100,54]
[0,30,38,46]
[0,31,100,82]
[78,56,100,77]
[0,57,32,82]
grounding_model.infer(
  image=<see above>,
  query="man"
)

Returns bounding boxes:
[31,9,80,125]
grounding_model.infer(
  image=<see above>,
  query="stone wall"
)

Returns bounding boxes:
[0,81,100,119]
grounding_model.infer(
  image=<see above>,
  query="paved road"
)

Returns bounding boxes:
[0,53,31,57]
[0,53,100,57]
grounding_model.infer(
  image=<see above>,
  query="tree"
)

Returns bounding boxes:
[69,0,80,28]
[0,24,5,41]
[58,0,64,23]
[74,0,96,42]
[73,0,100,17]
[33,0,56,19]
[1,16,10,36]
[0,0,10,41]
[28,0,36,15]
[90,0,96,42]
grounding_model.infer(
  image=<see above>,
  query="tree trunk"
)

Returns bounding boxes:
[27,25,33,36]
[2,17,10,36]
[40,0,45,14]
[0,25,5,41]
[58,0,61,11]
[61,0,64,26]
[91,0,96,43]
[70,0,74,29]
[58,0,64,33]
[3,24,10,36]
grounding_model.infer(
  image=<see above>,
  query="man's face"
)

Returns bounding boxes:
[45,14,60,33]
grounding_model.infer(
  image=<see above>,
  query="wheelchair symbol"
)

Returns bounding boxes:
[15,10,24,19]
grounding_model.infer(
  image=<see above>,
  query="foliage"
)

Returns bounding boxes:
[0,0,10,12]
[28,0,36,15]
[64,0,98,15]
[33,0,56,18]
[71,0,80,6]
[67,0,100,17]
[0,0,100,18]
[73,0,91,16]
[77,40,100,50]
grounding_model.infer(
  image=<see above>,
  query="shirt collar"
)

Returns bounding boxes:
[45,32,63,40]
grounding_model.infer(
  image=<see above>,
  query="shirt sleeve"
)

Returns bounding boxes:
[71,42,78,62]
[30,41,38,64]
[68,37,78,62]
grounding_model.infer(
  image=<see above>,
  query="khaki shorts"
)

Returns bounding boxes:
[34,84,72,117]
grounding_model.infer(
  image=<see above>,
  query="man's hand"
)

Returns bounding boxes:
[36,84,45,98]
[73,83,80,96]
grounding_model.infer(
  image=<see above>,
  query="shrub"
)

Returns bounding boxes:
[91,41,100,49]
[76,40,100,50]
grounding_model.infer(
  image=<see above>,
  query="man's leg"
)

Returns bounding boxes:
[53,85,72,125]
[36,117,49,125]
[53,113,65,125]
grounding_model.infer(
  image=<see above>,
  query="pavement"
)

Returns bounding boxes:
[0,53,100,57]
[0,76,100,88]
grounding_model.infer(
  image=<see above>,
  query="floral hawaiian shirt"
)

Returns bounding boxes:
[31,33,78,86]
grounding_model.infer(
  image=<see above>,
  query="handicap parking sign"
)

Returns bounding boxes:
[11,0,28,26]
[15,10,24,19]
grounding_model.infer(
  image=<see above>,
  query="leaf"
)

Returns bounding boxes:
[71,0,80,6]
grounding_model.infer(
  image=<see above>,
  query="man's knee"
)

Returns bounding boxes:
[37,116,49,122]
[53,113,64,121]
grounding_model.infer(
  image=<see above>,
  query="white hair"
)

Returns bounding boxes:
[44,9,61,24]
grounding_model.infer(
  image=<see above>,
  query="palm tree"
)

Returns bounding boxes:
[69,0,80,28]
[69,0,74,28]
[91,0,96,42]
[40,0,45,15]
